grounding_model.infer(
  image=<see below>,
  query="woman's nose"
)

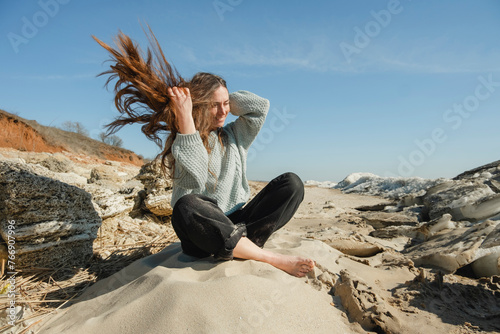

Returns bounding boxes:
[218,105,227,115]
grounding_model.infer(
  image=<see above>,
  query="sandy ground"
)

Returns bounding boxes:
[31,183,500,334]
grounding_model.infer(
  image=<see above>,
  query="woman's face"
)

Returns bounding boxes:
[210,85,230,130]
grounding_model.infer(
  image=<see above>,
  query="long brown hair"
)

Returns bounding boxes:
[92,28,226,175]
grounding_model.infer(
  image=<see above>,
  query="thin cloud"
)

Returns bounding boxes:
[180,34,500,75]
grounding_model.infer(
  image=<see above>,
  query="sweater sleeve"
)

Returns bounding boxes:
[226,90,270,149]
[171,131,208,190]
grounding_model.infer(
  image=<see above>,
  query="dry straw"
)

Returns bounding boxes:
[0,216,178,333]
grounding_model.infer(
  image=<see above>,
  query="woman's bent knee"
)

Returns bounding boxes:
[172,194,204,230]
[280,172,304,199]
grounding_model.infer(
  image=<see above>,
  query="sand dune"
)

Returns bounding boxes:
[38,233,363,334]
[37,225,495,334]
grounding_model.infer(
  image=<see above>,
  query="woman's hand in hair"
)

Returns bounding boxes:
[168,86,196,134]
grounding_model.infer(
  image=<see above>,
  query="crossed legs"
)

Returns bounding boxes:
[171,172,315,277]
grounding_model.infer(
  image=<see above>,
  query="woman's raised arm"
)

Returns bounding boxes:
[168,86,196,134]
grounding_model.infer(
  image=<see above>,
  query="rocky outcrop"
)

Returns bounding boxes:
[339,160,500,277]
[423,180,500,222]
[0,148,175,269]
[422,161,500,222]
[84,164,144,219]
[365,207,500,277]
[359,211,419,229]
[135,159,173,216]
[336,161,500,224]
[37,153,74,173]
[404,220,500,276]
[334,172,444,200]
[84,182,141,220]
[89,165,124,185]
[0,161,101,268]
[471,222,500,277]
[327,238,384,257]
[454,159,500,180]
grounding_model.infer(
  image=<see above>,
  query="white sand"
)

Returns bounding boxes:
[38,233,364,334]
[35,185,499,334]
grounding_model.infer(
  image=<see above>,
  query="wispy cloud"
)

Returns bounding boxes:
[375,56,500,74]
[182,36,351,73]
[178,34,500,75]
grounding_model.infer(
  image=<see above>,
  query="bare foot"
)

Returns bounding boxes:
[267,253,315,278]
[232,237,315,277]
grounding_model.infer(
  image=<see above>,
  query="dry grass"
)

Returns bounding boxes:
[0,214,178,333]
[0,109,143,165]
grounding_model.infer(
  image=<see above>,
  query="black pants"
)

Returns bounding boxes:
[171,172,304,260]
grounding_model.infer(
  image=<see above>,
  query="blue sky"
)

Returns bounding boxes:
[1,0,499,182]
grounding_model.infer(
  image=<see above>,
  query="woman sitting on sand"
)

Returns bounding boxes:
[93,29,315,277]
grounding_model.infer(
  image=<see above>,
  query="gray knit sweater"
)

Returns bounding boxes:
[170,90,270,214]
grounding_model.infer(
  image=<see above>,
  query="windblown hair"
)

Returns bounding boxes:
[92,28,227,175]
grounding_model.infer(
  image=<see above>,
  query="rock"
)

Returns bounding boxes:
[335,172,444,200]
[119,179,144,199]
[354,201,396,211]
[488,178,500,193]
[404,220,500,275]
[460,193,500,221]
[89,165,124,185]
[385,204,425,221]
[28,163,88,187]
[415,213,457,241]
[143,193,173,216]
[424,213,455,233]
[372,250,415,270]
[334,172,378,190]
[84,184,136,220]
[333,270,401,333]
[369,225,420,239]
[453,159,500,181]
[471,222,500,277]
[0,161,101,268]
[423,180,500,222]
[135,159,173,217]
[423,160,500,222]
[23,152,51,164]
[359,211,419,229]
[135,159,172,192]
[105,160,121,166]
[398,194,425,207]
[472,250,500,277]
[371,214,460,241]
[39,153,74,173]
[327,239,384,257]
